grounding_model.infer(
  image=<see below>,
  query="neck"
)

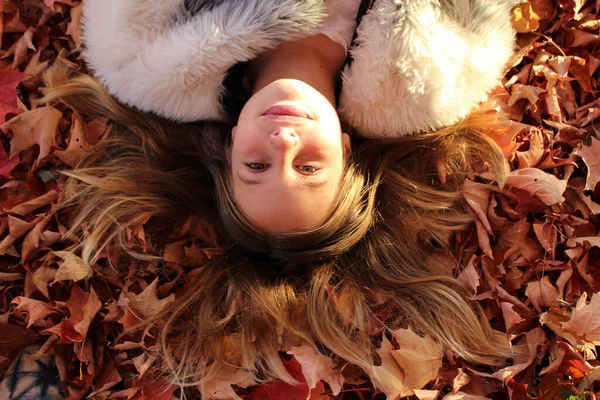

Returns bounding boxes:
[248,34,346,106]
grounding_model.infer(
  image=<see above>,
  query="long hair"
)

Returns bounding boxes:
[42,66,513,390]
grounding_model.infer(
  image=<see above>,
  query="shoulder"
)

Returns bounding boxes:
[339,0,521,138]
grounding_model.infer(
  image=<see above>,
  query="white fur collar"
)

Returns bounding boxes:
[82,0,325,122]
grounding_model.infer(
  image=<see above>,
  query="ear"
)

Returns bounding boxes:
[342,133,352,156]
[232,126,237,141]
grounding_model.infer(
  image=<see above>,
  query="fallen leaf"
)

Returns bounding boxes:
[389,328,442,392]
[575,136,600,191]
[288,344,344,395]
[11,297,64,328]
[44,284,102,343]
[370,335,410,399]
[1,106,62,168]
[505,168,567,205]
[53,250,92,282]
[525,276,560,312]
[512,2,540,33]
[8,190,58,216]
[0,68,25,122]
[561,292,600,345]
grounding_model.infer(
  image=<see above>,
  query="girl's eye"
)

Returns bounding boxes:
[299,165,317,173]
[246,163,268,171]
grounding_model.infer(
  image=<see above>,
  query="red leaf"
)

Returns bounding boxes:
[0,68,25,122]
[1,106,62,168]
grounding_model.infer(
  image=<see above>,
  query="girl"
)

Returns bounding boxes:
[36,0,522,396]
[77,0,520,239]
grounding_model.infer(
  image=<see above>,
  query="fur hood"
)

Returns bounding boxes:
[82,0,520,137]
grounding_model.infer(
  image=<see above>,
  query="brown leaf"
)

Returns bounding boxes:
[370,335,410,399]
[30,265,56,299]
[457,256,481,296]
[0,68,25,122]
[533,222,558,256]
[8,190,58,216]
[525,276,560,313]
[508,84,545,107]
[3,27,37,69]
[462,181,493,234]
[505,168,567,205]
[52,250,92,282]
[45,284,102,343]
[500,302,526,331]
[54,112,107,166]
[516,128,545,168]
[2,106,62,168]
[121,278,175,320]
[390,328,442,393]
[0,214,44,256]
[575,136,600,191]
[65,3,83,48]
[512,2,540,33]
[11,297,64,327]
[288,344,344,395]
[561,292,600,345]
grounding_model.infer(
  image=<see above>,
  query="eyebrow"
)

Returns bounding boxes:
[237,172,328,189]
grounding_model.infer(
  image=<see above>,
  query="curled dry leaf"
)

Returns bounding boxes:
[561,292,600,345]
[505,168,567,205]
[1,106,62,168]
[52,250,92,282]
[575,136,600,191]
[288,344,344,396]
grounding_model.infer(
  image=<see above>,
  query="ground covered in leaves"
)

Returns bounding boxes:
[0,0,599,399]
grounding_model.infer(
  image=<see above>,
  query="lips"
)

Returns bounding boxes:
[262,105,312,120]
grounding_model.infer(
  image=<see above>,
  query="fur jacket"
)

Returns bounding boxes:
[82,0,520,138]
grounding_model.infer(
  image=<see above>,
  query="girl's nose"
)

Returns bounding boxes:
[270,128,299,150]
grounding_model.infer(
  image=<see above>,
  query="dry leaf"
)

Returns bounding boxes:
[390,328,442,391]
[52,250,92,282]
[575,136,600,191]
[288,344,344,396]
[2,106,62,167]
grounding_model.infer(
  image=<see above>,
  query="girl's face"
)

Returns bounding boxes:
[231,78,350,235]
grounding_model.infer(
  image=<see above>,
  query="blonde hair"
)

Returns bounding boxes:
[42,66,514,391]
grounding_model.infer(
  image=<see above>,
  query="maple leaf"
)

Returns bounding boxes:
[246,357,309,399]
[11,297,64,328]
[0,214,44,256]
[462,181,493,234]
[561,292,600,345]
[512,2,540,33]
[1,106,62,168]
[525,276,560,313]
[575,136,600,191]
[0,142,19,178]
[54,112,107,167]
[9,190,58,216]
[52,250,92,282]
[370,335,410,399]
[0,68,25,122]
[201,364,257,400]
[500,302,526,331]
[118,278,175,329]
[505,168,567,206]
[65,3,83,48]
[288,344,344,396]
[44,284,102,343]
[390,328,442,392]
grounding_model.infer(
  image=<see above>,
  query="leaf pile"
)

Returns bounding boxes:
[0,0,599,399]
